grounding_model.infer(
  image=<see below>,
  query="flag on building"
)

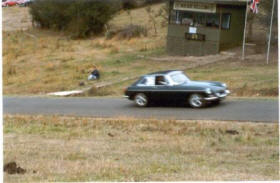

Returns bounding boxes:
[250,0,260,14]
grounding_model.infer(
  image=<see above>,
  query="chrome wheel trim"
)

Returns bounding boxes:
[135,94,147,107]
[190,94,203,108]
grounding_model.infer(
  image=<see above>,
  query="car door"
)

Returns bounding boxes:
[152,75,172,101]
[134,76,156,99]
[170,84,189,102]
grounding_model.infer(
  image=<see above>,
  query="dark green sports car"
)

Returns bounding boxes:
[124,70,230,108]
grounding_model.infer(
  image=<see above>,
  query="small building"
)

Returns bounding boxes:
[167,0,249,56]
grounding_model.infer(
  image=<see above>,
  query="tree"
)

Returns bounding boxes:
[30,0,121,38]
[247,0,278,42]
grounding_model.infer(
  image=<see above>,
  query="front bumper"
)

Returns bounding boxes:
[204,90,230,101]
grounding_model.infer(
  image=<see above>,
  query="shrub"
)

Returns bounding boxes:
[145,0,167,5]
[122,0,142,9]
[121,0,166,9]
[117,25,147,39]
[30,0,121,38]
[106,25,147,40]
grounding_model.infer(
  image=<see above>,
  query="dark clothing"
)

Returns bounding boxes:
[91,69,100,80]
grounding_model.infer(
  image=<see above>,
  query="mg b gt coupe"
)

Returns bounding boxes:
[124,70,230,108]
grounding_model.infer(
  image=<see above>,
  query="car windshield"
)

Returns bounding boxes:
[170,73,190,84]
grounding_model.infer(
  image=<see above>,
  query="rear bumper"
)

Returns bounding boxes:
[204,90,230,101]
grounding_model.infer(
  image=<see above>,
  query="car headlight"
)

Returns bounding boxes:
[222,83,227,88]
[205,88,212,94]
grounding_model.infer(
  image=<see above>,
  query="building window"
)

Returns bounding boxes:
[170,10,193,25]
[222,13,231,29]
[169,10,177,24]
[170,11,221,29]
[193,13,206,27]
[181,12,193,25]
[206,14,220,28]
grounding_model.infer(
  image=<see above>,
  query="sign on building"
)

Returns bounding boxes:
[173,1,216,13]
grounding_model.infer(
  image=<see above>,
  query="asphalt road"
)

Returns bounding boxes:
[3,96,279,122]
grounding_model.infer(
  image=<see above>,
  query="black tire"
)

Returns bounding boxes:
[212,100,220,106]
[188,93,205,108]
[134,93,148,107]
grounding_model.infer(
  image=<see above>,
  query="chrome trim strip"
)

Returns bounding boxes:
[219,94,228,97]
[205,90,230,101]
[204,97,219,101]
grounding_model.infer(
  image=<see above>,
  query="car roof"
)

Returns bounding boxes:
[145,70,183,76]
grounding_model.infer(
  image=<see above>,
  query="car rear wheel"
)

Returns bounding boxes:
[134,93,148,107]
[189,94,205,108]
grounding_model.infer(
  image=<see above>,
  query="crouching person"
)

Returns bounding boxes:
[88,65,100,81]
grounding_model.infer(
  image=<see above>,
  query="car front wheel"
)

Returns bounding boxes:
[134,93,148,107]
[212,100,220,105]
[189,94,205,108]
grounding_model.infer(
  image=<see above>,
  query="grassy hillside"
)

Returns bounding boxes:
[2,5,278,97]
[3,4,168,94]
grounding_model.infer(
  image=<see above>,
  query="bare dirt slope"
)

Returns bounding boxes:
[2,6,32,31]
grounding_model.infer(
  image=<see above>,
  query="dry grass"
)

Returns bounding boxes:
[3,5,169,95]
[186,52,278,96]
[4,115,279,182]
[2,5,278,97]
[187,58,278,97]
[96,57,278,97]
[2,6,32,31]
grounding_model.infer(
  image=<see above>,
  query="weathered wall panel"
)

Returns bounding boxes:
[219,5,246,50]
[167,24,220,56]
[167,0,247,56]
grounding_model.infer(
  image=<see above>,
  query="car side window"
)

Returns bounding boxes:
[137,77,155,86]
[155,76,169,86]
[146,77,155,86]
[139,78,147,85]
